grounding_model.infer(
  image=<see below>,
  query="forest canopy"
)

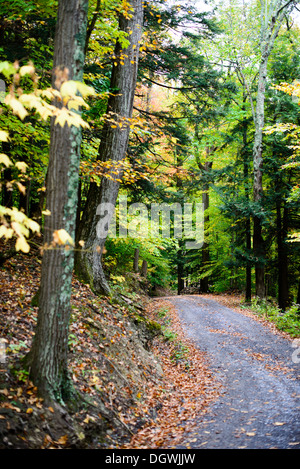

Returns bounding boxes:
[0,0,300,402]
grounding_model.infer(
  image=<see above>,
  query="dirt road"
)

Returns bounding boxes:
[165,295,300,449]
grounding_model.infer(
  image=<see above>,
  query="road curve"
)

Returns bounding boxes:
[164,295,300,449]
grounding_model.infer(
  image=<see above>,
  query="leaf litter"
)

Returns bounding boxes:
[0,242,220,449]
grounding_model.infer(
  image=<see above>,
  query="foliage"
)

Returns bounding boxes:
[243,298,300,338]
[1,0,298,304]
[264,80,300,242]
[0,61,94,252]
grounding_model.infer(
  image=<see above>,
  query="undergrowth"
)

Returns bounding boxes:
[241,298,300,338]
[156,307,190,368]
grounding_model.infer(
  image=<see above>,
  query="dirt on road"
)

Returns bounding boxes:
[164,295,300,449]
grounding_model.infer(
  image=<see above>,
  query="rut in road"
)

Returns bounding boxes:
[165,295,300,449]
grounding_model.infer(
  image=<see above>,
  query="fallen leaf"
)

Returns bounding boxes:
[56,435,68,445]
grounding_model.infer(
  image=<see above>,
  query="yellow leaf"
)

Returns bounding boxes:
[56,435,68,445]
[75,81,95,98]
[19,65,35,76]
[54,108,70,127]
[15,235,30,253]
[0,131,9,142]
[5,95,28,120]
[0,225,8,238]
[15,161,28,173]
[16,182,26,195]
[0,153,12,167]
[11,221,27,237]
[53,229,74,246]
[26,218,40,233]
[10,209,26,224]
[60,80,78,97]
[54,108,89,129]
[2,227,14,239]
[67,97,87,111]
[26,408,33,414]
[42,209,51,216]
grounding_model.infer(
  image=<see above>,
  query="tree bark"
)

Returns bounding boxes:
[24,0,89,404]
[242,102,252,302]
[177,249,185,295]
[277,198,289,310]
[75,0,143,296]
[253,55,267,299]
[252,0,295,298]
[133,247,139,273]
[296,281,300,315]
[141,259,148,277]
[199,157,213,294]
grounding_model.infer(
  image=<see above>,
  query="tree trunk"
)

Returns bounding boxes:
[252,0,295,298]
[242,96,252,302]
[277,198,289,311]
[296,281,300,315]
[252,55,267,299]
[177,251,185,295]
[133,248,139,273]
[75,0,143,296]
[24,0,89,404]
[200,158,213,293]
[141,259,148,277]
[245,216,252,301]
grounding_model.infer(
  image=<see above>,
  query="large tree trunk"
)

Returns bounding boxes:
[75,0,143,296]
[24,0,89,404]
[242,97,252,302]
[252,0,295,298]
[252,56,267,299]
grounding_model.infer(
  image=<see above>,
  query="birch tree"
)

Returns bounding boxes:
[252,0,296,298]
[204,0,297,298]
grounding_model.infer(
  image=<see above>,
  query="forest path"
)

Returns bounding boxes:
[164,295,300,449]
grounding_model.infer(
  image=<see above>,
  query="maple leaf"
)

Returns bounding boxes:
[15,235,30,253]
[53,229,74,246]
[19,64,35,76]
[0,131,9,142]
[5,95,28,120]
[0,153,12,167]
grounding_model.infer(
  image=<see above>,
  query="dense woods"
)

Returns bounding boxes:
[0,0,300,449]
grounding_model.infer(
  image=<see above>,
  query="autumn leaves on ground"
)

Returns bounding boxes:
[0,244,222,449]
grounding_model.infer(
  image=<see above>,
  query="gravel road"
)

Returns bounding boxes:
[165,295,300,449]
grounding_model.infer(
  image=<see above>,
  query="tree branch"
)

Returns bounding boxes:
[85,0,101,55]
[144,76,198,91]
